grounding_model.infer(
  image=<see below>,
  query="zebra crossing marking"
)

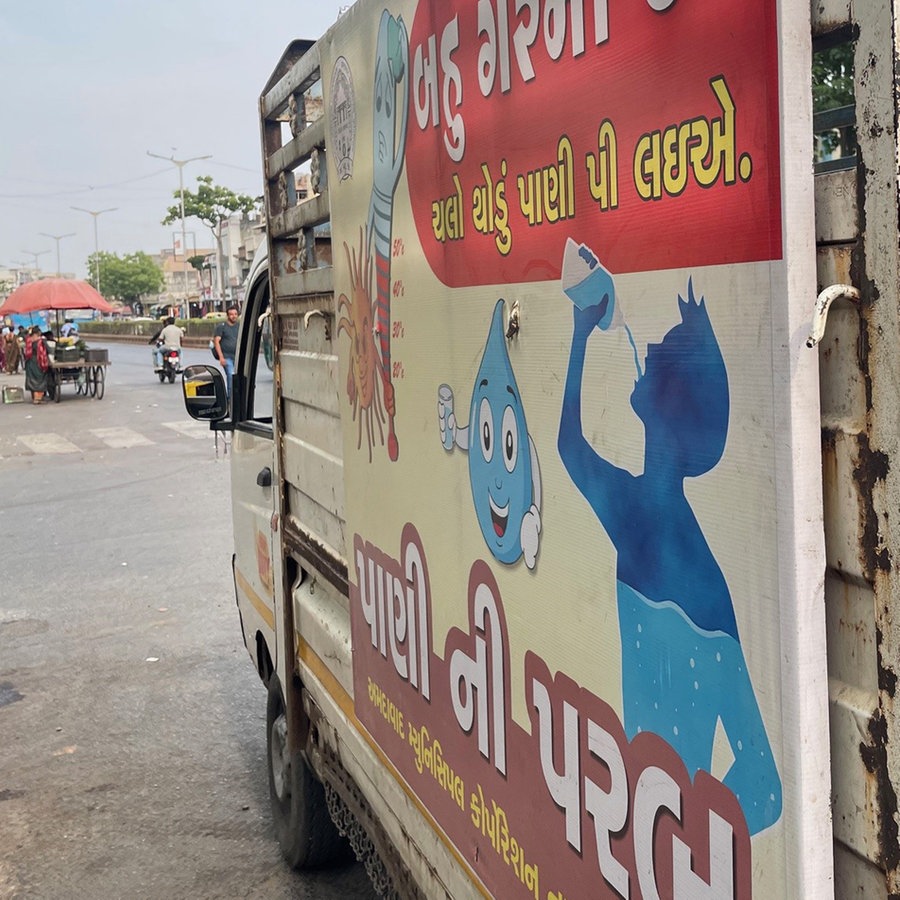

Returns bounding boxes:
[6,421,213,457]
[17,433,80,454]
[90,427,154,449]
[161,420,211,439]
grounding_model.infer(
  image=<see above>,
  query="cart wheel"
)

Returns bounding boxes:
[51,377,60,403]
[94,366,105,400]
[76,370,87,395]
[88,367,97,397]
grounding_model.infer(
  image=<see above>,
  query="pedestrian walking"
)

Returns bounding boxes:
[213,305,240,395]
[16,327,27,372]
[24,326,51,404]
[2,327,21,374]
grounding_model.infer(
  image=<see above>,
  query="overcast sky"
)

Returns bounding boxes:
[0,1,348,280]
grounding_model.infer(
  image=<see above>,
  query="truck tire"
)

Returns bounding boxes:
[266,674,349,869]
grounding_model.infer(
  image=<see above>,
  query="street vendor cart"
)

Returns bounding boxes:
[48,352,109,402]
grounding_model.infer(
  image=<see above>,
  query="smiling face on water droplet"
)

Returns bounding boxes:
[468,301,532,564]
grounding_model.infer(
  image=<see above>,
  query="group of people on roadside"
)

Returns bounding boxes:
[1,322,79,405]
[2,324,73,405]
[7,305,243,406]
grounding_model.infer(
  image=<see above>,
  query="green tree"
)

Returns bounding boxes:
[162,175,257,298]
[813,43,855,160]
[187,254,210,293]
[86,251,164,303]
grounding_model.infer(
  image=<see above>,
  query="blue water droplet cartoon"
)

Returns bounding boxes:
[439,300,542,568]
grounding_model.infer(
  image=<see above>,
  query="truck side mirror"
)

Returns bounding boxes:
[182,364,229,421]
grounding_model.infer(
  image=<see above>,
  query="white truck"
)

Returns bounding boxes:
[182,0,900,896]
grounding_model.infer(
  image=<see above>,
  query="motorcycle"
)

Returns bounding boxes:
[156,343,182,383]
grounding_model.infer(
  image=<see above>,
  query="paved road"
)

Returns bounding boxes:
[0,343,379,899]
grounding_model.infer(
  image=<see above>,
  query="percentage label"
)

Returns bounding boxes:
[392,361,405,380]
[392,238,405,257]
[392,320,405,339]
[392,280,405,298]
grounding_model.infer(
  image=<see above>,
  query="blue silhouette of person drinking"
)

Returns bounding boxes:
[558,251,781,835]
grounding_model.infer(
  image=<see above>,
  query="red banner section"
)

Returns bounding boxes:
[406,0,781,285]
[351,526,752,899]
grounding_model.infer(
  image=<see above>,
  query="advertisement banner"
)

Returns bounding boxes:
[320,0,824,896]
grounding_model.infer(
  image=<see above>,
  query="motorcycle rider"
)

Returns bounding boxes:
[150,316,184,371]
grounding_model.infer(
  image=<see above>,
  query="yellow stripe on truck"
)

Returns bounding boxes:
[295,635,489,899]
[235,567,275,630]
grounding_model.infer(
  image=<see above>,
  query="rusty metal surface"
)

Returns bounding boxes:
[811,0,854,36]
[816,0,900,894]
[817,243,856,290]
[284,519,349,597]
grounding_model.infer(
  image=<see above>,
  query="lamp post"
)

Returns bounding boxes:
[21,249,50,278]
[39,232,76,276]
[147,150,211,315]
[71,207,117,297]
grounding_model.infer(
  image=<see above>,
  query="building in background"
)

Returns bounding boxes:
[210,210,266,307]
[0,264,68,291]
[151,248,213,318]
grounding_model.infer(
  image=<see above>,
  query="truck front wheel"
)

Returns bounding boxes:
[266,674,349,869]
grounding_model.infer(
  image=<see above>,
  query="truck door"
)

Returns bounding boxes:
[229,267,278,674]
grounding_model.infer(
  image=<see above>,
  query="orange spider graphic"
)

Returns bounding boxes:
[337,228,386,462]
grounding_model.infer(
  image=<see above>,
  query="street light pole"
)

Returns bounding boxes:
[147,150,211,316]
[71,207,117,296]
[39,232,76,276]
[21,249,50,277]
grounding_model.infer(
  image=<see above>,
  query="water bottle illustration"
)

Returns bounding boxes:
[437,384,455,451]
[561,238,621,327]
[561,238,642,379]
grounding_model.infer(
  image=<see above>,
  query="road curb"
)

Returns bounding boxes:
[79,333,209,348]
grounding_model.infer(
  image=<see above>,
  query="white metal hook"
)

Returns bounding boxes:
[304,309,325,330]
[806,284,860,348]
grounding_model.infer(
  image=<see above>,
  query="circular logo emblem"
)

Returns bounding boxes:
[329,56,356,182]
